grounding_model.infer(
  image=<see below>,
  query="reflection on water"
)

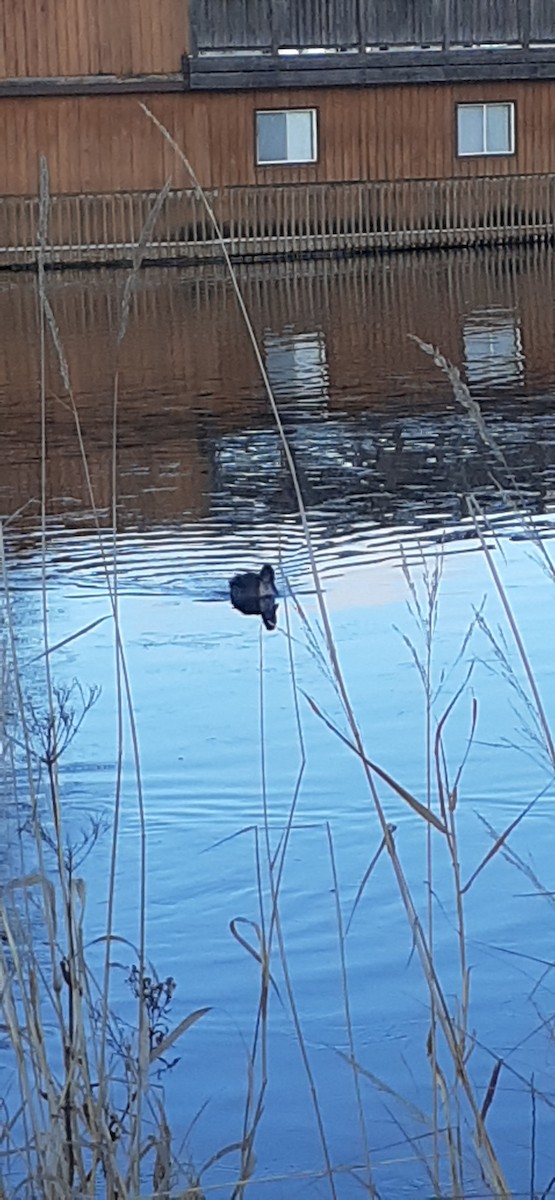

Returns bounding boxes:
[2,247,555,595]
[2,249,555,1195]
[463,307,524,386]
[264,326,329,414]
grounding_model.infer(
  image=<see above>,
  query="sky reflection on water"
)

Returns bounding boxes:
[2,248,555,1196]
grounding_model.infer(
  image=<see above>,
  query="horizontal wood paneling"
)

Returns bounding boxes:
[0,0,188,79]
[187,48,555,94]
[2,81,555,196]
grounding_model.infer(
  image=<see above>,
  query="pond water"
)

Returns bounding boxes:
[2,248,555,1197]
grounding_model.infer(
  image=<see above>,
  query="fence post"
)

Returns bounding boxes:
[443,0,452,50]
[357,0,367,53]
[519,0,531,48]
[188,0,199,55]
[271,0,287,54]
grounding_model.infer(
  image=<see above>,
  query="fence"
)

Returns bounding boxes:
[1,175,554,268]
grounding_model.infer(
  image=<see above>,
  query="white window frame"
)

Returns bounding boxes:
[456,102,515,157]
[255,108,318,166]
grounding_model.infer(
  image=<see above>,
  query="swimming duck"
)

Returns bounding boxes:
[229,564,278,631]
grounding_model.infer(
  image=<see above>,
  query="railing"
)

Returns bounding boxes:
[1,176,554,267]
[189,0,555,55]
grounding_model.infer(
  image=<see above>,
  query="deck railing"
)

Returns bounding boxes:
[189,0,554,55]
[1,175,554,268]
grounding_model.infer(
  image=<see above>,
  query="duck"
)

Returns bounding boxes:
[229,564,278,631]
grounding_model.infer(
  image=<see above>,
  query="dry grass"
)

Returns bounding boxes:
[137,107,512,1197]
[0,160,209,1200]
[1,136,554,1199]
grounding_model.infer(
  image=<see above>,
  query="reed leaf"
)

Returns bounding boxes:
[149,1008,212,1065]
[303,693,447,834]
[462,796,538,894]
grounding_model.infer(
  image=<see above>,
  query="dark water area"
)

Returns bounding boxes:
[2,248,555,1196]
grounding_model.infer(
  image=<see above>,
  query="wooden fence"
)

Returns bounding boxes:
[1,175,554,267]
[189,0,555,54]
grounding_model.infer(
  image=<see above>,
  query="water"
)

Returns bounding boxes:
[2,248,555,1197]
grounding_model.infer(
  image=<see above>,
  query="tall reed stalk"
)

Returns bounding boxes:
[1,128,552,1199]
[0,160,208,1200]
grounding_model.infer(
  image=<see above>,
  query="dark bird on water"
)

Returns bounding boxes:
[229,564,278,631]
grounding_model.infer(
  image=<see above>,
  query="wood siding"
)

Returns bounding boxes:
[0,0,188,79]
[190,0,554,53]
[2,81,555,196]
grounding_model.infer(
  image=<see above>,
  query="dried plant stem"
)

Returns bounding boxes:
[326,824,375,1196]
[467,495,555,769]
[257,631,338,1200]
[139,108,511,1197]
[32,156,175,1197]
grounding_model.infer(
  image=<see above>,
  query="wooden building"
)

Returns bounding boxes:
[1,1,555,265]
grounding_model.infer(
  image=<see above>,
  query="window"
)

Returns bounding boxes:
[256,109,317,165]
[457,102,514,156]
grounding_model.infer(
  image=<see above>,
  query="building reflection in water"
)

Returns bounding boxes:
[1,248,555,583]
[264,327,329,418]
[463,308,524,388]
